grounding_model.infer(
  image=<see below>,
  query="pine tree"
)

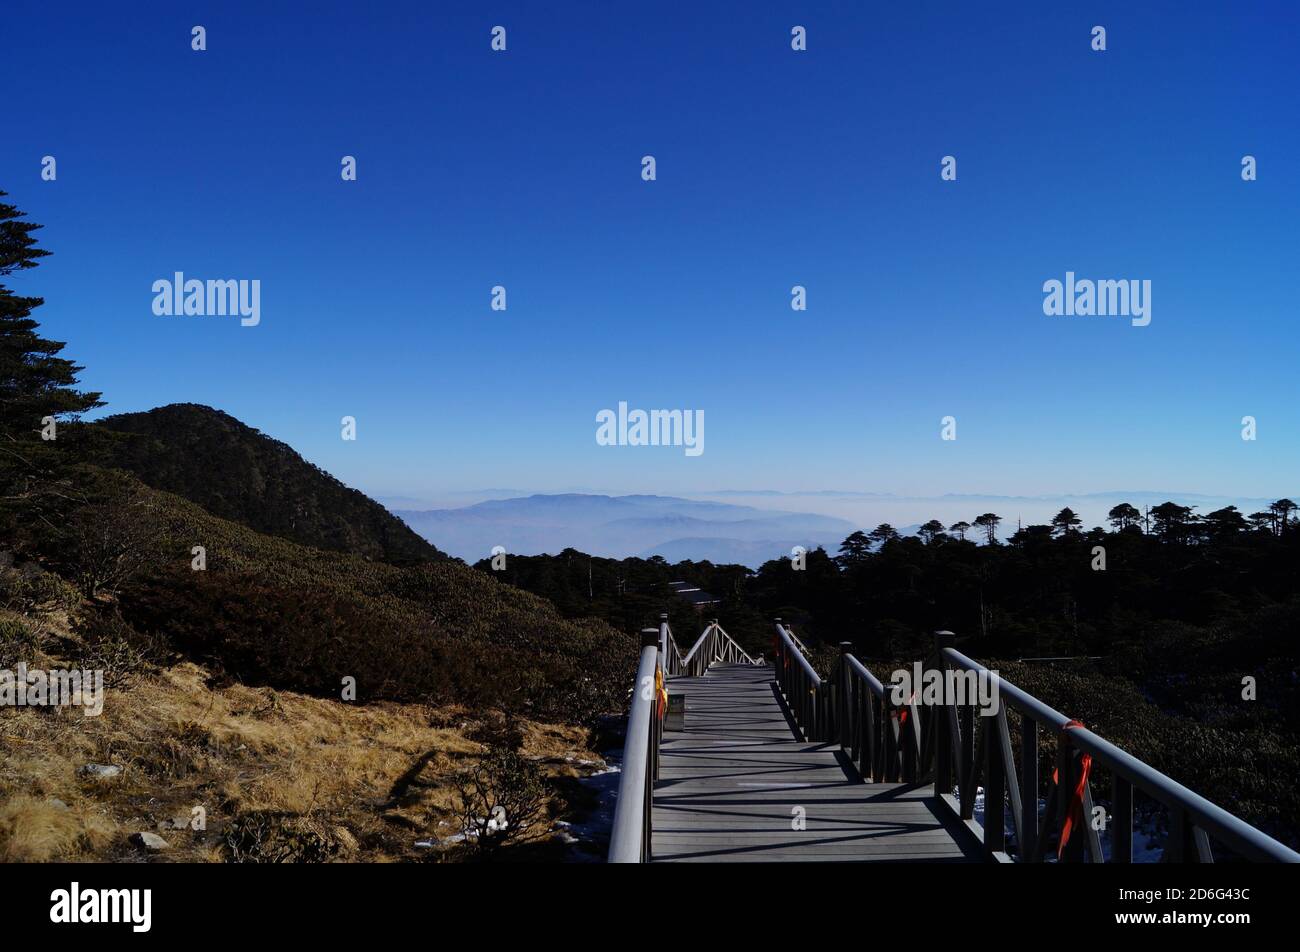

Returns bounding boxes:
[837,530,871,564]
[1050,507,1083,537]
[1,191,103,528]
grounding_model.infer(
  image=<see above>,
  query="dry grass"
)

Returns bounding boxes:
[0,612,606,863]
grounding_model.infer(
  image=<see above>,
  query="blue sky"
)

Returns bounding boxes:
[4,1,1298,503]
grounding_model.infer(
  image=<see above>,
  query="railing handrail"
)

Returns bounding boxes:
[678,623,716,666]
[775,622,822,686]
[607,631,661,863]
[940,645,1300,864]
[843,650,887,699]
[769,621,1299,864]
[783,625,813,657]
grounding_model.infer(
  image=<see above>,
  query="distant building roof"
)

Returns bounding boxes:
[669,580,720,606]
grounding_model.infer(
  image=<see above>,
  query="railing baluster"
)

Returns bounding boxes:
[931,632,955,802]
[984,711,1005,856]
[945,695,964,799]
[995,707,1022,855]
[1080,778,1103,862]
[1165,806,1187,863]
[1112,775,1133,863]
[1056,737,1086,862]
[958,705,979,819]
[1193,826,1215,863]
[1020,714,1038,862]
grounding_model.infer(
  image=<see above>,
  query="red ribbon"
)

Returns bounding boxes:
[894,692,916,726]
[1052,719,1093,859]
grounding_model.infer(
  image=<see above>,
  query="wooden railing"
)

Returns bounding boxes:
[607,616,761,863]
[672,617,756,677]
[774,622,1300,864]
[772,621,825,741]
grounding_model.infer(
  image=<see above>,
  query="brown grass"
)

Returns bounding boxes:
[0,617,606,863]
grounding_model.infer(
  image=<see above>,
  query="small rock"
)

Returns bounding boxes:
[46,798,69,811]
[78,764,122,779]
[130,831,170,852]
[158,813,192,831]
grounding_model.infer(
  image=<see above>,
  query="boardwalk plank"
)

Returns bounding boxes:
[650,663,979,863]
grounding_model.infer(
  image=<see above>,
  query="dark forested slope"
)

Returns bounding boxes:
[93,404,444,565]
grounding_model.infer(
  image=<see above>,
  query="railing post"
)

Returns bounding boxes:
[984,710,1006,857]
[1056,736,1083,862]
[1020,714,1039,861]
[774,618,786,703]
[933,631,955,800]
[838,642,853,751]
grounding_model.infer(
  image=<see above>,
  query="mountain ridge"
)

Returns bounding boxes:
[92,403,446,565]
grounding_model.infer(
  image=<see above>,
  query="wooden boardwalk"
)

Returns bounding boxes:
[651,664,980,862]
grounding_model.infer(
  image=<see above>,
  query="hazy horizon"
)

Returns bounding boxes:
[381,486,1290,566]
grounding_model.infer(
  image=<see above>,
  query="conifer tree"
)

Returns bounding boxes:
[0,190,102,528]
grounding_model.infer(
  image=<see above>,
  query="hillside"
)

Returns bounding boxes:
[92,404,445,565]
[37,471,636,724]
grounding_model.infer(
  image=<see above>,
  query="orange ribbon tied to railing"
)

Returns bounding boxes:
[655,666,668,720]
[894,692,916,726]
[1051,719,1093,859]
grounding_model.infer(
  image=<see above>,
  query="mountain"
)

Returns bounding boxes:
[395,493,856,567]
[92,404,445,564]
[638,537,834,565]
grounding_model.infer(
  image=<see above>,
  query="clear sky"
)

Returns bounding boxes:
[4,1,1298,502]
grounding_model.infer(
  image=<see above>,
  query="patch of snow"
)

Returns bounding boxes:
[563,746,623,862]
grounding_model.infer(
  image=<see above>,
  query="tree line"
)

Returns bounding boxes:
[849,497,1298,554]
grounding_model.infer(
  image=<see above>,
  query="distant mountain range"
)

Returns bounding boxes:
[388,487,1294,565]
[394,494,855,567]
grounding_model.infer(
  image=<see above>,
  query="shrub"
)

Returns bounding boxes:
[0,566,80,614]
[223,810,351,863]
[72,609,161,688]
[54,489,170,597]
[469,713,525,751]
[0,612,46,669]
[452,747,549,859]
